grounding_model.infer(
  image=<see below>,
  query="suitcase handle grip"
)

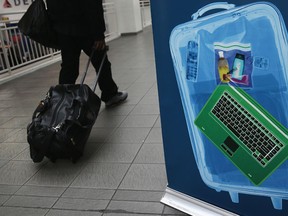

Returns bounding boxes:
[192,2,235,20]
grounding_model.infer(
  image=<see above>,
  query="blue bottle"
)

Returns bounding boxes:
[232,53,245,80]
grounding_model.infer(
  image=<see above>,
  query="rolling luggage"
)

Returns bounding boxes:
[169,2,288,209]
[27,48,107,163]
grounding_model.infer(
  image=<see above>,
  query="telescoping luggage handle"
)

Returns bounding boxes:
[192,2,235,20]
[80,46,109,92]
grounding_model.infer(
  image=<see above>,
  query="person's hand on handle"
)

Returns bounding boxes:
[93,39,106,50]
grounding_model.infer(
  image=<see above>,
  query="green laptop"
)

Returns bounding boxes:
[194,85,288,185]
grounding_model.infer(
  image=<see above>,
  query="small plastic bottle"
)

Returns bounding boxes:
[218,51,230,83]
[232,53,245,80]
[186,41,198,81]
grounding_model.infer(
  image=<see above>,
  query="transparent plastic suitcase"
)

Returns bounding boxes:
[169,1,288,209]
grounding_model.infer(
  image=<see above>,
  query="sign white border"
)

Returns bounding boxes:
[161,187,239,216]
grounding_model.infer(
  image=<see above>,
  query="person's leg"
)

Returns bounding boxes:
[58,34,82,84]
[82,42,118,102]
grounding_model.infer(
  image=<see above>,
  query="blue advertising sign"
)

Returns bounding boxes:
[151,1,288,215]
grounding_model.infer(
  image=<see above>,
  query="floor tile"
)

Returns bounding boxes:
[16,185,66,197]
[7,98,40,108]
[139,94,160,105]
[4,195,57,208]
[53,198,109,211]
[119,164,167,191]
[130,104,160,115]
[154,116,162,127]
[27,161,84,187]
[112,190,163,202]
[146,83,158,96]
[0,128,18,143]
[0,161,42,185]
[0,185,20,195]
[134,144,165,164]
[107,200,164,215]
[145,127,163,143]
[163,205,190,215]
[80,142,103,161]
[12,148,40,161]
[3,129,27,143]
[0,117,30,129]
[106,127,150,144]
[114,71,142,84]
[93,114,126,128]
[120,95,141,106]
[103,214,161,216]
[0,108,13,117]
[62,188,115,200]
[46,209,102,216]
[0,160,8,168]
[119,115,158,128]
[87,128,114,143]
[0,107,33,117]
[126,82,154,97]
[71,163,129,189]
[0,101,13,109]
[87,143,141,163]
[0,143,27,160]
[0,195,10,205]
[100,104,134,116]
[0,117,12,125]
[0,207,48,216]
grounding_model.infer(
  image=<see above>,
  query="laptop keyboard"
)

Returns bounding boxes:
[211,91,285,167]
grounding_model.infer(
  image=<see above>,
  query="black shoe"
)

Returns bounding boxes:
[105,91,128,108]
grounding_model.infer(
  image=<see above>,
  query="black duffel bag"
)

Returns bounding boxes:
[27,49,107,163]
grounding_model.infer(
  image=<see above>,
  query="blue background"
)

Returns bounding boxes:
[150,1,288,215]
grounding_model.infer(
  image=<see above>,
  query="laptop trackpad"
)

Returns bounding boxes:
[221,136,239,157]
[224,136,239,153]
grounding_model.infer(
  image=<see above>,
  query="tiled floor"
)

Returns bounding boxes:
[0,27,188,215]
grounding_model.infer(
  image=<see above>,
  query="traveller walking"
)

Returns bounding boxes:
[46,0,128,107]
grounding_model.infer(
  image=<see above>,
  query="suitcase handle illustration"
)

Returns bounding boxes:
[192,2,235,20]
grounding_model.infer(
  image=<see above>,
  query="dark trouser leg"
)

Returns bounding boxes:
[83,46,118,102]
[58,35,82,84]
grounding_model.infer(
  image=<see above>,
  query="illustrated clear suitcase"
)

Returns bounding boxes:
[169,1,288,209]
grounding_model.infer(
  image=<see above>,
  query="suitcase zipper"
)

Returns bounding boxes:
[50,88,66,131]
[52,122,63,132]
[49,87,77,146]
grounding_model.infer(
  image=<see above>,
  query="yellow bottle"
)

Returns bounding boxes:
[218,51,230,83]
